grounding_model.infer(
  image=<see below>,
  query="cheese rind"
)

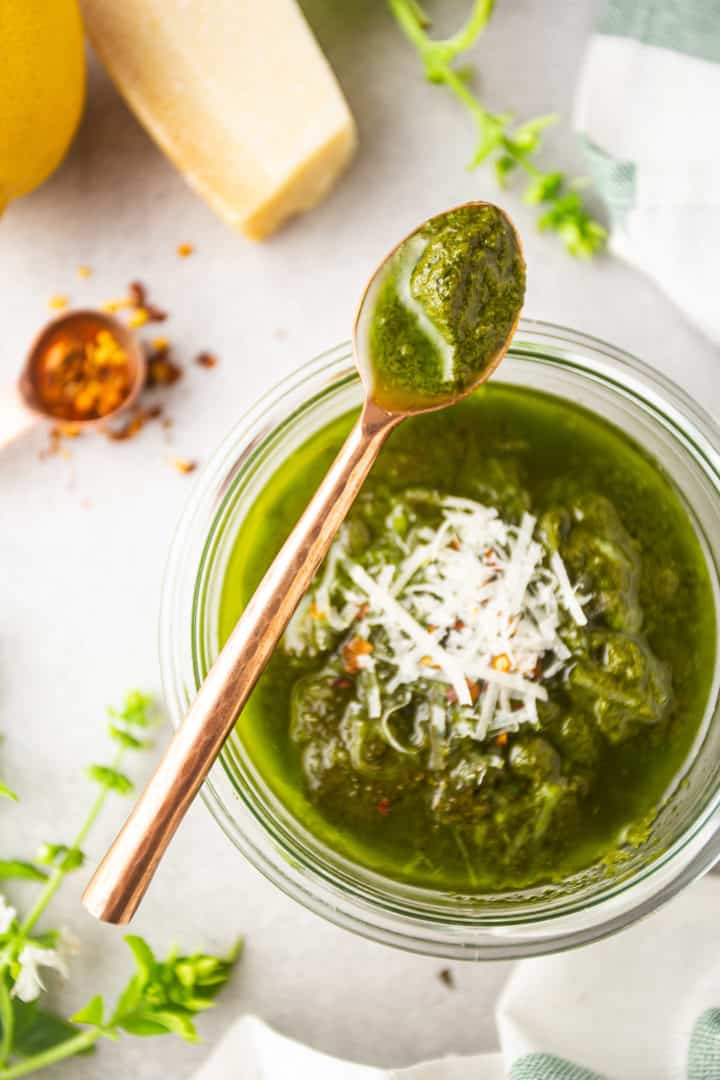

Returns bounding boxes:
[81,0,357,239]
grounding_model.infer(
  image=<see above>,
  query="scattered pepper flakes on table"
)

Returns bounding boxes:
[172,458,197,475]
[195,351,218,369]
[376,797,390,816]
[146,342,182,388]
[128,308,150,329]
[128,281,146,307]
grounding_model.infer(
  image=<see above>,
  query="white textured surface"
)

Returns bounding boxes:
[1,2,718,1077]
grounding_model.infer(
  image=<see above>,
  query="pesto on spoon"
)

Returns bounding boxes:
[83,202,526,925]
[358,203,525,410]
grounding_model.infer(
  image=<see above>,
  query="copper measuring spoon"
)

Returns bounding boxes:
[0,309,146,448]
[83,202,524,924]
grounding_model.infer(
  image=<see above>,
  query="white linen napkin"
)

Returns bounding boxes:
[574,0,720,343]
[194,875,720,1079]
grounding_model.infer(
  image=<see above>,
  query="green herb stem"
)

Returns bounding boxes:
[0,983,13,1068]
[386,0,606,256]
[19,750,124,938]
[0,1029,101,1080]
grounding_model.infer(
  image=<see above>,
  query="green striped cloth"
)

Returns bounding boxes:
[508,1009,720,1080]
[575,0,720,342]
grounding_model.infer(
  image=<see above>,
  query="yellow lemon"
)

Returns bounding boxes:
[0,1,85,213]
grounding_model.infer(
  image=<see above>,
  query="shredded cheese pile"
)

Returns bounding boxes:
[286,492,588,746]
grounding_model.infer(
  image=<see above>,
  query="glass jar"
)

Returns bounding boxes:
[160,320,720,960]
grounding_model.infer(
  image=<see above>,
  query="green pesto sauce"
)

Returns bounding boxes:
[219,386,715,893]
[367,205,525,411]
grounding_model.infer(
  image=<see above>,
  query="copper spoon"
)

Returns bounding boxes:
[0,309,146,449]
[82,202,524,924]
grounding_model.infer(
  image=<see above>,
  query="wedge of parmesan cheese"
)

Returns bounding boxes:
[81,0,357,239]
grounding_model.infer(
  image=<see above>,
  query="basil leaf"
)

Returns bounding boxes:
[71,995,104,1027]
[124,936,156,987]
[85,766,134,796]
[11,999,92,1058]
[0,860,47,882]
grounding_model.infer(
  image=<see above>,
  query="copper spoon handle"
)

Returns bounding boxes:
[82,398,401,924]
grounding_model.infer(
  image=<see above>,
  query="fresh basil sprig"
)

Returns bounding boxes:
[387,0,607,257]
[0,692,240,1078]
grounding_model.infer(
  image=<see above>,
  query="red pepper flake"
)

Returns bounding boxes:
[195,351,218,369]
[495,732,509,747]
[355,602,369,621]
[127,281,167,322]
[453,618,466,632]
[465,678,480,703]
[342,636,373,674]
[145,303,168,322]
[331,676,353,690]
[376,797,390,816]
[172,458,197,474]
[146,343,182,388]
[128,280,147,308]
[420,655,441,670]
[449,536,461,551]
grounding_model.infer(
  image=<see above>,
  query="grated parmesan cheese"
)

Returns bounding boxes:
[288,493,589,749]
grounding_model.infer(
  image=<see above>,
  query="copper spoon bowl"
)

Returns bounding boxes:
[1,309,146,449]
[82,202,524,924]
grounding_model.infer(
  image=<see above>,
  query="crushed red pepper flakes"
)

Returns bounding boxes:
[453,618,466,631]
[449,536,461,551]
[145,343,182,388]
[126,281,167,323]
[195,351,218,369]
[128,308,150,328]
[128,281,147,307]
[376,797,390,816]
[172,458,197,474]
[342,636,373,674]
[466,678,481,703]
[495,732,509,747]
[420,655,441,670]
[331,676,353,690]
[356,602,369,621]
